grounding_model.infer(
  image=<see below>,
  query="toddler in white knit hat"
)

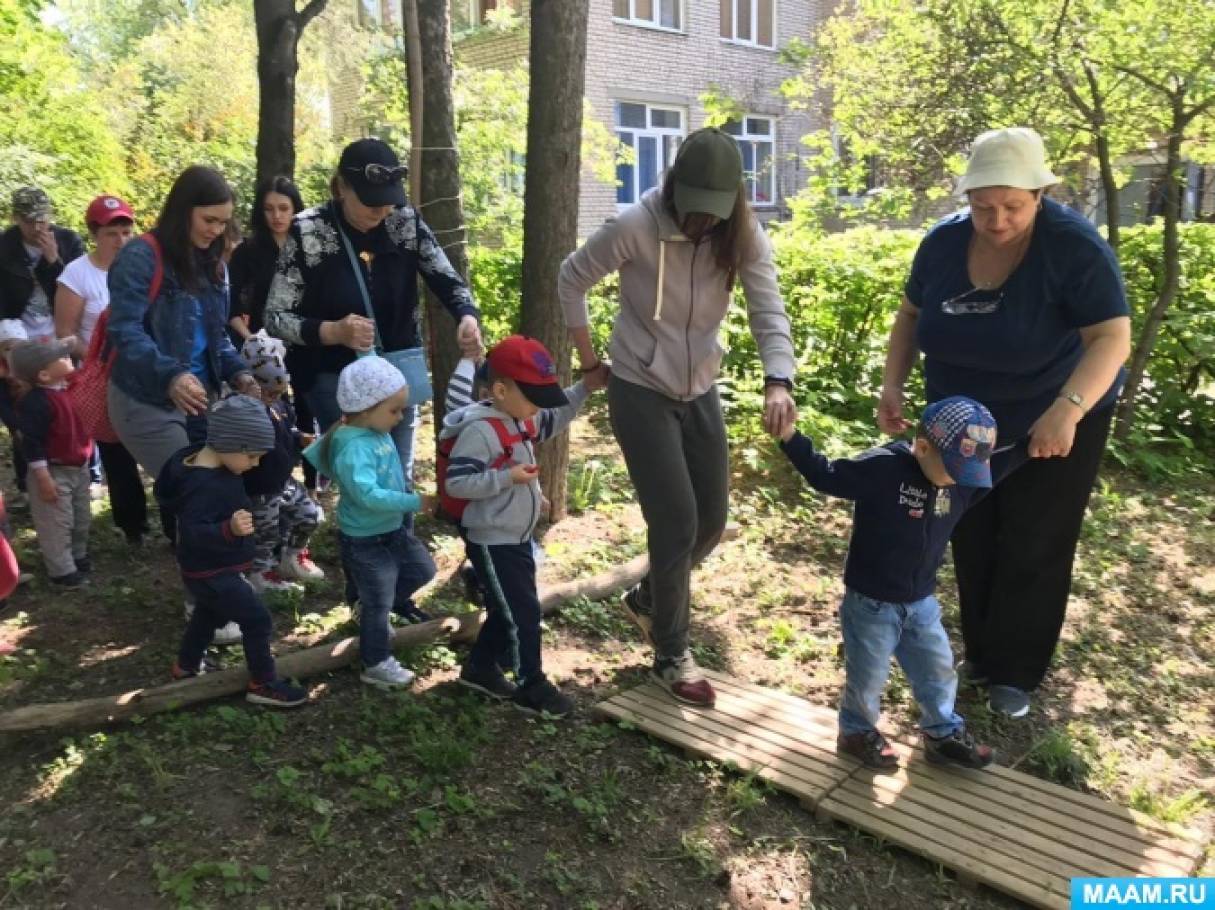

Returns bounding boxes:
[304,356,437,690]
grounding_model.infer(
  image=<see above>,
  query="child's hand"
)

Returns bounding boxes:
[35,471,58,505]
[509,463,539,485]
[229,509,254,537]
[582,361,611,393]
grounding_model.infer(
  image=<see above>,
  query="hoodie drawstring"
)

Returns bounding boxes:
[653,239,666,322]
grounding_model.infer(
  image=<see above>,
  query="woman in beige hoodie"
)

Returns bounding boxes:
[558,127,797,708]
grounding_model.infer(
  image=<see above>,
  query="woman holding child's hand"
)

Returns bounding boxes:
[558,128,797,709]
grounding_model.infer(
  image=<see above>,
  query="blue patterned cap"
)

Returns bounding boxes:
[920,396,997,487]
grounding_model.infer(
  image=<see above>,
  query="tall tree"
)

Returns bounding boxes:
[406,0,471,429]
[254,0,327,182]
[519,0,589,522]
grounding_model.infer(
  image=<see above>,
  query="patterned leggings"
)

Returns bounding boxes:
[250,478,321,572]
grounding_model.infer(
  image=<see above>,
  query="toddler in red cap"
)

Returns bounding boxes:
[439,335,606,717]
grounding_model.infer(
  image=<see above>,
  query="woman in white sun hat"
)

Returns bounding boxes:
[877,127,1132,719]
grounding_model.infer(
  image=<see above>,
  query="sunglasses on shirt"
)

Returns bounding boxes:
[343,163,409,185]
[940,287,1003,316]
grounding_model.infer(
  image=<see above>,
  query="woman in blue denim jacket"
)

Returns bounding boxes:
[107,166,257,481]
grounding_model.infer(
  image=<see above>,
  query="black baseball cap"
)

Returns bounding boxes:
[338,138,408,207]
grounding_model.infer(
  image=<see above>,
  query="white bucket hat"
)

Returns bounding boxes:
[955,127,1060,196]
[336,354,407,414]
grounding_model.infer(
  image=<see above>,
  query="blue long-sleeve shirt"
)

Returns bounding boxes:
[779,433,982,603]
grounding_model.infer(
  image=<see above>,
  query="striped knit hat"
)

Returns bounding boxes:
[206,394,275,454]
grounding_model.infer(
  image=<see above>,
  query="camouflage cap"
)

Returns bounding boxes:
[11,187,51,220]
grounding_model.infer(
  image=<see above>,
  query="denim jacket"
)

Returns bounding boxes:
[107,236,248,407]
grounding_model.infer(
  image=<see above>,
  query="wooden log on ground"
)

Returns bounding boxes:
[0,527,736,734]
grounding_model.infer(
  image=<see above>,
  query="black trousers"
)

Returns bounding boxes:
[96,440,148,538]
[952,405,1114,691]
[465,540,544,686]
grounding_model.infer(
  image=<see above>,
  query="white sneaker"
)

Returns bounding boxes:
[212,622,243,646]
[359,656,415,689]
[279,547,325,581]
[248,569,302,593]
[184,600,243,645]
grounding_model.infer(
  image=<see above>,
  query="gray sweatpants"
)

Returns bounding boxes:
[28,463,91,578]
[608,376,729,658]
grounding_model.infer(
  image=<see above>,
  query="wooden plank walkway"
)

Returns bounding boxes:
[593,670,1208,910]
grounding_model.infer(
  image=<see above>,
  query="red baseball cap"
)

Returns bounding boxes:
[85,195,134,228]
[484,335,568,409]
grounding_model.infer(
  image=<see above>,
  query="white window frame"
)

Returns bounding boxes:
[831,129,883,203]
[615,102,686,209]
[725,115,777,207]
[612,0,685,34]
[720,0,777,50]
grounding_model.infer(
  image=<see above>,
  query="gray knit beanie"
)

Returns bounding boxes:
[206,394,275,454]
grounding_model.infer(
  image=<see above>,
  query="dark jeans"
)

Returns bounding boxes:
[952,405,1114,691]
[293,390,317,490]
[179,573,275,682]
[466,540,544,686]
[96,440,148,538]
[608,376,729,658]
[339,526,436,667]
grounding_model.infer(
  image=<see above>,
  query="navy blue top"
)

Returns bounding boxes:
[154,443,255,579]
[905,199,1129,440]
[780,434,983,603]
[242,398,300,498]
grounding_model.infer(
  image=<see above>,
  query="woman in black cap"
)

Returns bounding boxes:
[265,138,482,483]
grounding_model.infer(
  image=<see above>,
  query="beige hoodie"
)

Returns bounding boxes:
[558,188,796,402]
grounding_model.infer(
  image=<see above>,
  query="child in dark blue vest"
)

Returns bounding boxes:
[779,396,999,771]
[155,394,307,708]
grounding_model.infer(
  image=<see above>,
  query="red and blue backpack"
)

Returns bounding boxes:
[436,415,537,523]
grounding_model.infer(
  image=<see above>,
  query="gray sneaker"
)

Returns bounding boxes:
[988,684,1030,718]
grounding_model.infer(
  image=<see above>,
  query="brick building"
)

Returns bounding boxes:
[455,0,834,238]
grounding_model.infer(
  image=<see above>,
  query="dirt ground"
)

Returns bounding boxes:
[1,407,1211,909]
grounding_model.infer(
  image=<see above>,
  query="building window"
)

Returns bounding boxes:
[470,0,521,26]
[357,0,382,28]
[613,0,682,32]
[723,116,775,206]
[616,102,684,207]
[720,0,775,48]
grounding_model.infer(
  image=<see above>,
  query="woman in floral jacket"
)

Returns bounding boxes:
[265,138,481,480]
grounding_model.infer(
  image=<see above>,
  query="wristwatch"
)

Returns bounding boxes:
[764,375,794,392]
[1059,390,1087,413]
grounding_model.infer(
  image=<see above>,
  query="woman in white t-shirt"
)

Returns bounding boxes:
[53,195,150,546]
[55,195,135,353]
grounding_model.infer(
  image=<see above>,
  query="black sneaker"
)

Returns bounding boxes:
[50,571,87,588]
[75,556,92,574]
[512,678,574,718]
[837,731,899,770]
[124,530,145,548]
[956,659,989,688]
[923,727,995,769]
[458,664,518,701]
[460,562,484,606]
[392,601,433,624]
[621,585,654,645]
[246,677,309,708]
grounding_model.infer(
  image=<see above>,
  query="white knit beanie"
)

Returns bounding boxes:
[336,355,408,414]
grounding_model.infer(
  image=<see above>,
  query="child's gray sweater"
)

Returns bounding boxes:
[439,382,588,545]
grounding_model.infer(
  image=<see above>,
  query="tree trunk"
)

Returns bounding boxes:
[254,0,328,183]
[1115,97,1184,441]
[408,0,468,440]
[520,0,590,523]
[1094,129,1120,252]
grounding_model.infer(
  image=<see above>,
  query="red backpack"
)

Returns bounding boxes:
[67,233,163,443]
[437,416,536,523]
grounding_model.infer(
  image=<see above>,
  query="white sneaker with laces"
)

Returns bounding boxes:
[248,569,302,593]
[279,548,325,581]
[359,656,415,689]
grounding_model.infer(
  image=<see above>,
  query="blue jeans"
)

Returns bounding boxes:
[339,527,436,667]
[838,588,963,738]
[304,371,418,484]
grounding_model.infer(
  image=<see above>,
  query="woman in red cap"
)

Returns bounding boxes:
[54,195,150,546]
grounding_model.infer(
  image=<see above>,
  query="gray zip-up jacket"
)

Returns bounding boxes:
[439,382,589,545]
[558,188,796,402]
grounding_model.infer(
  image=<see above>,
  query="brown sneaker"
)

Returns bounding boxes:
[652,651,715,707]
[837,731,899,770]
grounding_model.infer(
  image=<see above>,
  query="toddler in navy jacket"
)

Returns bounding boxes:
[779,396,999,772]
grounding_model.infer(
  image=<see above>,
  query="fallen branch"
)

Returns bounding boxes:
[0,526,737,734]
